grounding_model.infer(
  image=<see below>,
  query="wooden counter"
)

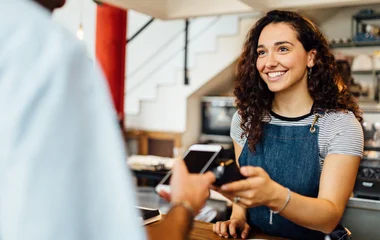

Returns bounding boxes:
[188,220,287,240]
[147,218,288,240]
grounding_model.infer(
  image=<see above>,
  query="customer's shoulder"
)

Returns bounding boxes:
[0,2,91,89]
[1,1,82,56]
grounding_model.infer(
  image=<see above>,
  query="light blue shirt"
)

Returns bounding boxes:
[0,1,146,239]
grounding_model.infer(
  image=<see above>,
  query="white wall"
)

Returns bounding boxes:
[52,0,97,59]
[125,13,243,115]
[125,15,258,133]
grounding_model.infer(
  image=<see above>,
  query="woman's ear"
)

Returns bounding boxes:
[307,49,317,68]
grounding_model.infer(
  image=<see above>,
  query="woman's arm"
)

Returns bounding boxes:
[233,140,243,167]
[221,154,360,233]
[269,154,360,233]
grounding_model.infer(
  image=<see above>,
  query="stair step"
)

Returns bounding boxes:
[126,15,259,125]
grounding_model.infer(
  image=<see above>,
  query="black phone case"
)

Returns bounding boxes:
[211,160,246,187]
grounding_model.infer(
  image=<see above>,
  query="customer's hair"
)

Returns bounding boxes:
[234,10,362,151]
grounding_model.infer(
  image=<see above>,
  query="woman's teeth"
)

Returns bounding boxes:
[268,72,285,78]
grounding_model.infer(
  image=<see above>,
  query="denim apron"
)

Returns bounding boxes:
[238,116,349,240]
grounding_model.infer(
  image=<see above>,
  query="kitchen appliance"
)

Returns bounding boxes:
[200,96,237,143]
[354,122,380,199]
[354,152,380,200]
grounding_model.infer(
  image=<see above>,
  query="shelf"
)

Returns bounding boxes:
[330,41,380,48]
[352,70,380,74]
[133,169,168,181]
[364,146,380,151]
[362,158,380,163]
[360,104,380,113]
[356,176,380,182]
[353,13,380,21]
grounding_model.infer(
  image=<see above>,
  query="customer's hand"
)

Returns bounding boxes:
[213,217,251,239]
[216,166,280,208]
[158,159,216,214]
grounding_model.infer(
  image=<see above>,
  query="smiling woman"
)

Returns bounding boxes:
[212,10,363,240]
[256,23,315,95]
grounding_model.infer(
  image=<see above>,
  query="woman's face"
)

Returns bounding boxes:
[256,22,315,94]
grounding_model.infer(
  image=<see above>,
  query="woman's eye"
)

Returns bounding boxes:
[257,50,266,56]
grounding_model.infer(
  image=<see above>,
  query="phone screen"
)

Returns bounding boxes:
[161,150,218,185]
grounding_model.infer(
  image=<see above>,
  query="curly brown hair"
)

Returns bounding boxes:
[234,10,362,151]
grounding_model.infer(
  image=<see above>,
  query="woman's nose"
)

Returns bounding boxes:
[265,53,278,68]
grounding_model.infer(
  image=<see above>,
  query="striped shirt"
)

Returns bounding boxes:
[231,110,364,168]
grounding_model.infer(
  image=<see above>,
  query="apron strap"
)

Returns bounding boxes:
[310,113,322,133]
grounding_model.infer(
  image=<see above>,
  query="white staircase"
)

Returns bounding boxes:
[125,13,260,132]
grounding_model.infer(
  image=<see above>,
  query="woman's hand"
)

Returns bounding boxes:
[216,166,281,209]
[213,217,251,239]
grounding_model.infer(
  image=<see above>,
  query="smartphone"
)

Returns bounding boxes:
[155,144,222,194]
[211,159,246,187]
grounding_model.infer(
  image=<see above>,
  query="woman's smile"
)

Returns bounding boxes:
[266,70,287,82]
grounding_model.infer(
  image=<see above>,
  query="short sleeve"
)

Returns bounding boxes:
[326,112,364,157]
[230,111,247,147]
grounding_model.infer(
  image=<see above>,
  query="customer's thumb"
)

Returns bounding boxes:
[202,171,216,184]
[172,159,188,177]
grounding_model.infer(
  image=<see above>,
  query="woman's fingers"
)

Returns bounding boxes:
[240,166,263,177]
[229,189,256,199]
[241,223,251,239]
[219,167,268,192]
[220,179,251,192]
[228,221,238,238]
[213,221,224,235]
[214,219,250,238]
[220,221,230,238]
[215,189,258,208]
[213,191,252,208]
[216,221,222,234]
[220,176,264,192]
[213,221,232,238]
[213,221,220,234]
[233,197,252,208]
